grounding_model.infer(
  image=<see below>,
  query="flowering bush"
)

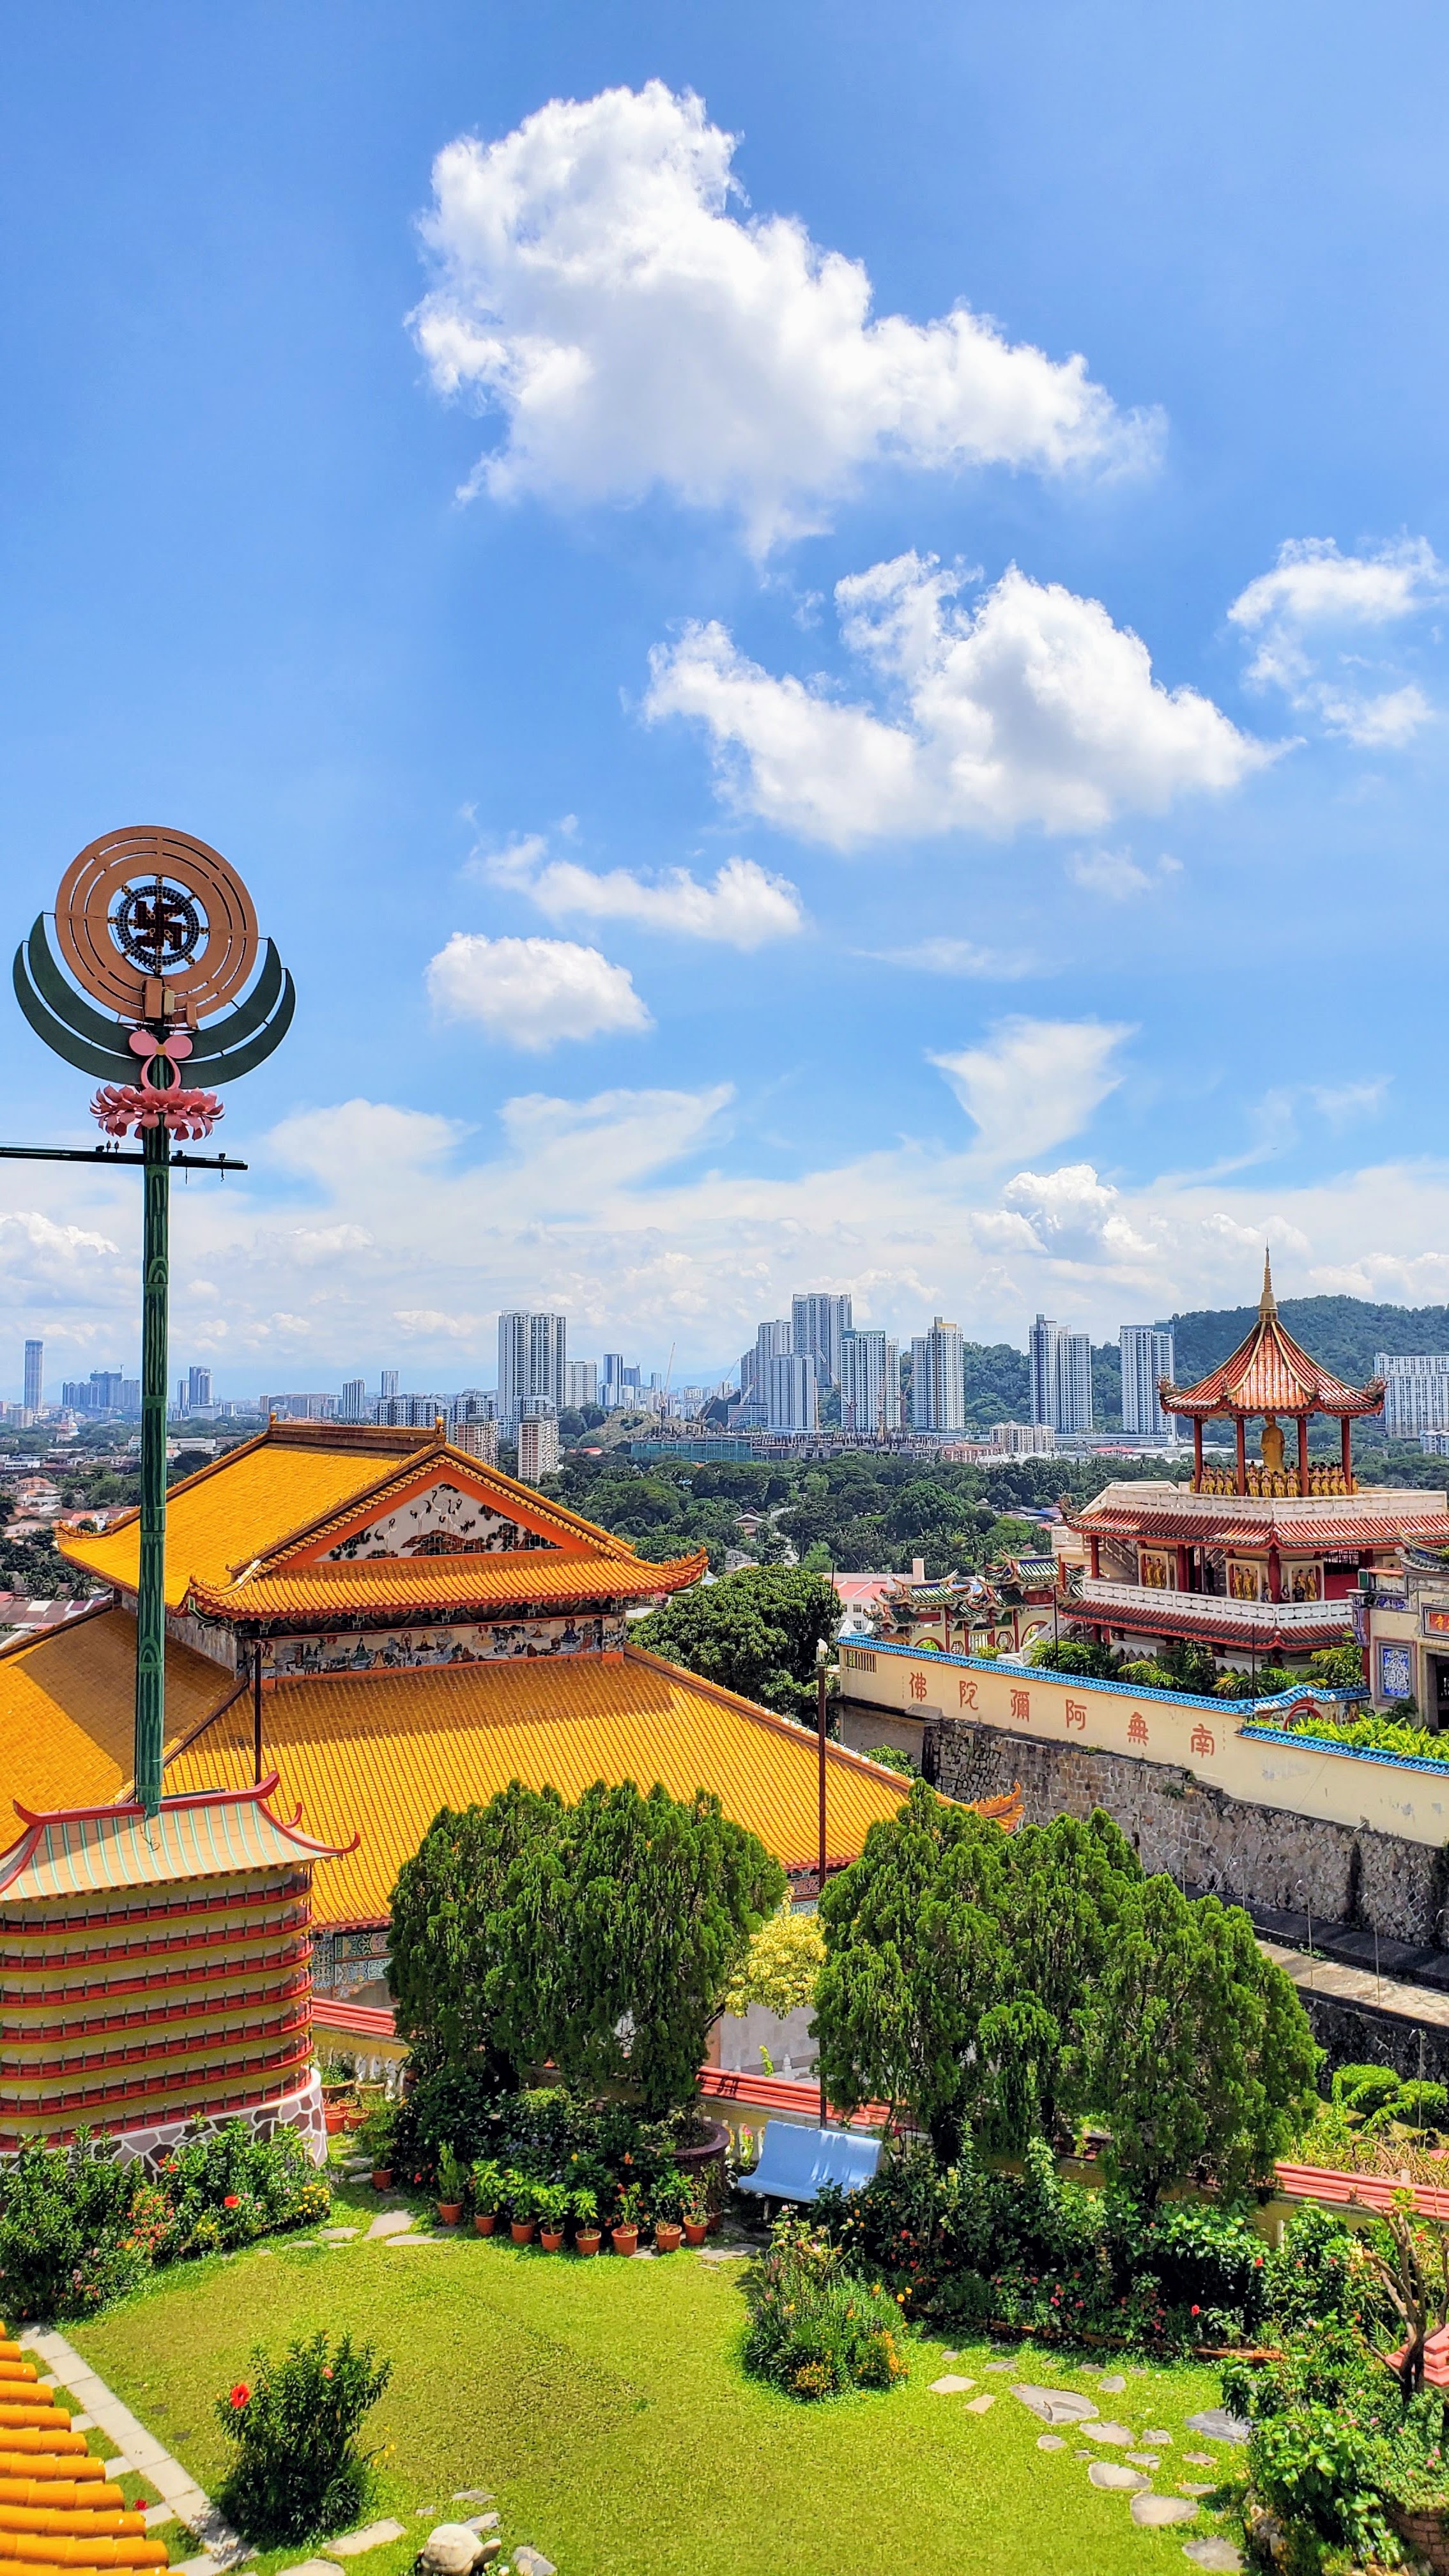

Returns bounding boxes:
[742,2217,910,2401]
[215,2331,391,2546]
[0,2123,328,2320]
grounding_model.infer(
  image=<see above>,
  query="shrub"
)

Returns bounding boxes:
[0,2122,326,2321]
[215,2331,391,2547]
[1331,2063,1402,2116]
[742,2217,910,2400]
[723,1904,825,2018]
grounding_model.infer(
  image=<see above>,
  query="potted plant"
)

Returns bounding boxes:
[357,2100,396,2192]
[436,2143,468,2226]
[651,2166,685,2254]
[570,2186,601,2257]
[611,2182,643,2257]
[509,2175,538,2246]
[535,2182,569,2253]
[471,2158,504,2235]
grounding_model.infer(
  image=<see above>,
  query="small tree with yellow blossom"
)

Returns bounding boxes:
[724,1904,825,2021]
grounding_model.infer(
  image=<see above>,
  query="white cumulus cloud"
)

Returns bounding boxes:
[1229,537,1444,746]
[411,80,1160,551]
[425,932,653,1051]
[928,1016,1133,1163]
[480,839,804,947]
[647,553,1269,847]
[1067,846,1182,899]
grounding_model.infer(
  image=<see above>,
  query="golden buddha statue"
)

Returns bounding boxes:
[1260,1416,1285,1475]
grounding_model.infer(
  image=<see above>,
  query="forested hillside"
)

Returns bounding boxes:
[1167,1296,1449,1385]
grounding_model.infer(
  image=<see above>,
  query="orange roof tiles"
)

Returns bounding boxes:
[161,1644,914,1922]
[184,1545,705,1621]
[0,1609,236,1814]
[1162,1257,1384,1422]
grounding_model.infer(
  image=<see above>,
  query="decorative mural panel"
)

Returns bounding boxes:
[1287,1563,1323,1602]
[1138,1549,1170,1590]
[261,1610,626,1677]
[1379,1641,1414,1700]
[321,1480,559,1560]
[1228,1560,1262,1602]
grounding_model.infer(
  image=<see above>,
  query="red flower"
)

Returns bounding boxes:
[322,2366,333,2380]
[223,2195,240,2210]
[1190,2304,1200,2315]
[229,2384,250,2410]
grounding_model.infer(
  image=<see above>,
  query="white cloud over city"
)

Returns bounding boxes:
[647,554,1271,845]
[411,80,1160,551]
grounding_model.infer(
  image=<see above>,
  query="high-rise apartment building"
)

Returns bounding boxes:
[1376,1353,1449,1438]
[516,1412,560,1482]
[379,1369,399,1402]
[340,1378,367,1422]
[1119,1324,1175,1437]
[791,1293,852,1391]
[565,1360,599,1410]
[909,1319,965,1432]
[755,1318,793,1383]
[498,1311,567,1428]
[263,1392,337,1422]
[767,1350,818,1434]
[1030,1315,1094,1434]
[187,1365,213,1409]
[22,1342,42,1414]
[456,1416,499,1466]
[838,1330,900,1433]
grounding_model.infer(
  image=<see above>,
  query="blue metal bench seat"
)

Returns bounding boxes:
[735,2119,882,2208]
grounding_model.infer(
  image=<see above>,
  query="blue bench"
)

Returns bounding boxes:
[735,2119,882,2209]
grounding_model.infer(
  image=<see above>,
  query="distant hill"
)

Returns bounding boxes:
[1167,1295,1449,1387]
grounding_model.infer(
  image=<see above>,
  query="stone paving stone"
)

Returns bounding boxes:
[1011,2385,1100,2425]
[1081,2423,1134,2445]
[318,2227,358,2242]
[1181,2542,1243,2571]
[277,2559,340,2576]
[1186,2409,1251,2444]
[325,2518,407,2554]
[1183,2454,1216,2467]
[928,2375,976,2394]
[1143,2429,1172,2445]
[1098,2373,1128,2392]
[1127,2454,1160,2468]
[964,2395,995,2413]
[1178,2483,1216,2497]
[1036,2435,1066,2451]
[68,2414,95,2432]
[452,2494,494,2506]
[1087,2462,1148,2492]
[1131,2496,1199,2527]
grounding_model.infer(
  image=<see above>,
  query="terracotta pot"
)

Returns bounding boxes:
[654,2222,683,2253]
[324,2108,348,2135]
[682,2220,708,2247]
[371,2168,393,2192]
[510,2218,536,2246]
[611,2224,639,2257]
[574,2230,601,2257]
[438,2201,463,2227]
[540,2228,565,2253]
[342,2108,366,2131]
[474,2212,498,2235]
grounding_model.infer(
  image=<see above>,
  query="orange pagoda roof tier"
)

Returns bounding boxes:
[1161,1255,1384,1423]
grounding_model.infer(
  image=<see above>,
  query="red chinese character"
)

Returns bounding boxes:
[1064,1698,1085,1729]
[1128,1713,1148,1745]
[910,1671,928,1702]
[1190,1722,1215,1758]
[1010,1687,1031,1721]
[958,1678,978,1710]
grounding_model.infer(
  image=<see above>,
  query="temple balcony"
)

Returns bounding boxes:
[1076,1575,1349,1639]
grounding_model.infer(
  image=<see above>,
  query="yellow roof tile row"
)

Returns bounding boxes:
[0,1611,233,1813]
[162,1645,911,1922]
[185,1545,705,1620]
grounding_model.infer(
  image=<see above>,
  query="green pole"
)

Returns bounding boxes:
[135,1116,169,1814]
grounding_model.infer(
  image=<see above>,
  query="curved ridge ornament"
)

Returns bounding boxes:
[7,828,296,1816]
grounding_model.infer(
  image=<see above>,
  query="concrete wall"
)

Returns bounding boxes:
[920,1712,1449,1947]
[839,1639,1449,1847]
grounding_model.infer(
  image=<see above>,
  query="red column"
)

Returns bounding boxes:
[1089,1536,1101,1579]
[1235,1416,1247,1494]
[1193,1420,1203,1490]
[1268,1543,1282,1604]
[1298,1416,1309,1496]
[1341,1416,1353,1490]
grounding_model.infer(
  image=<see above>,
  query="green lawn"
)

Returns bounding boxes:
[70,2179,1243,2576]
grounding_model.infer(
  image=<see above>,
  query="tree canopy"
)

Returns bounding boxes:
[631,1567,839,1720]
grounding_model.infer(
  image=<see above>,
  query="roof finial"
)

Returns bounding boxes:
[1259,1247,1276,1318]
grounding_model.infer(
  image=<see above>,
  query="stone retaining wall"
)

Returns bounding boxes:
[921,1713,1449,1945]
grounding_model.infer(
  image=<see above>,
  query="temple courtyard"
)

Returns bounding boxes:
[66,2170,1243,2576]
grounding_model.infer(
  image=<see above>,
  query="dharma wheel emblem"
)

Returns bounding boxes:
[6,827,295,1814]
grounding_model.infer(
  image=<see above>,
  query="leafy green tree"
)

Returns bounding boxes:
[386,1782,565,2082]
[815,1779,1011,2161]
[986,1812,1141,2147]
[632,1567,839,1719]
[1310,1638,1368,1690]
[1080,1877,1318,2200]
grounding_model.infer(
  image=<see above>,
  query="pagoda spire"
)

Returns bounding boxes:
[1259,1246,1276,1318]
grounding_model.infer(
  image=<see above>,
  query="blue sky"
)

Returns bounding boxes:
[2,1,1447,1395]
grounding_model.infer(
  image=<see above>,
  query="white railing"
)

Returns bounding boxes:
[1077,1576,1346,1634]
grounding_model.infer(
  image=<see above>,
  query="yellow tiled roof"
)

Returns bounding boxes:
[58,1422,661,1613]
[185,1546,707,1621]
[0,1609,238,1814]
[162,1645,913,1923]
